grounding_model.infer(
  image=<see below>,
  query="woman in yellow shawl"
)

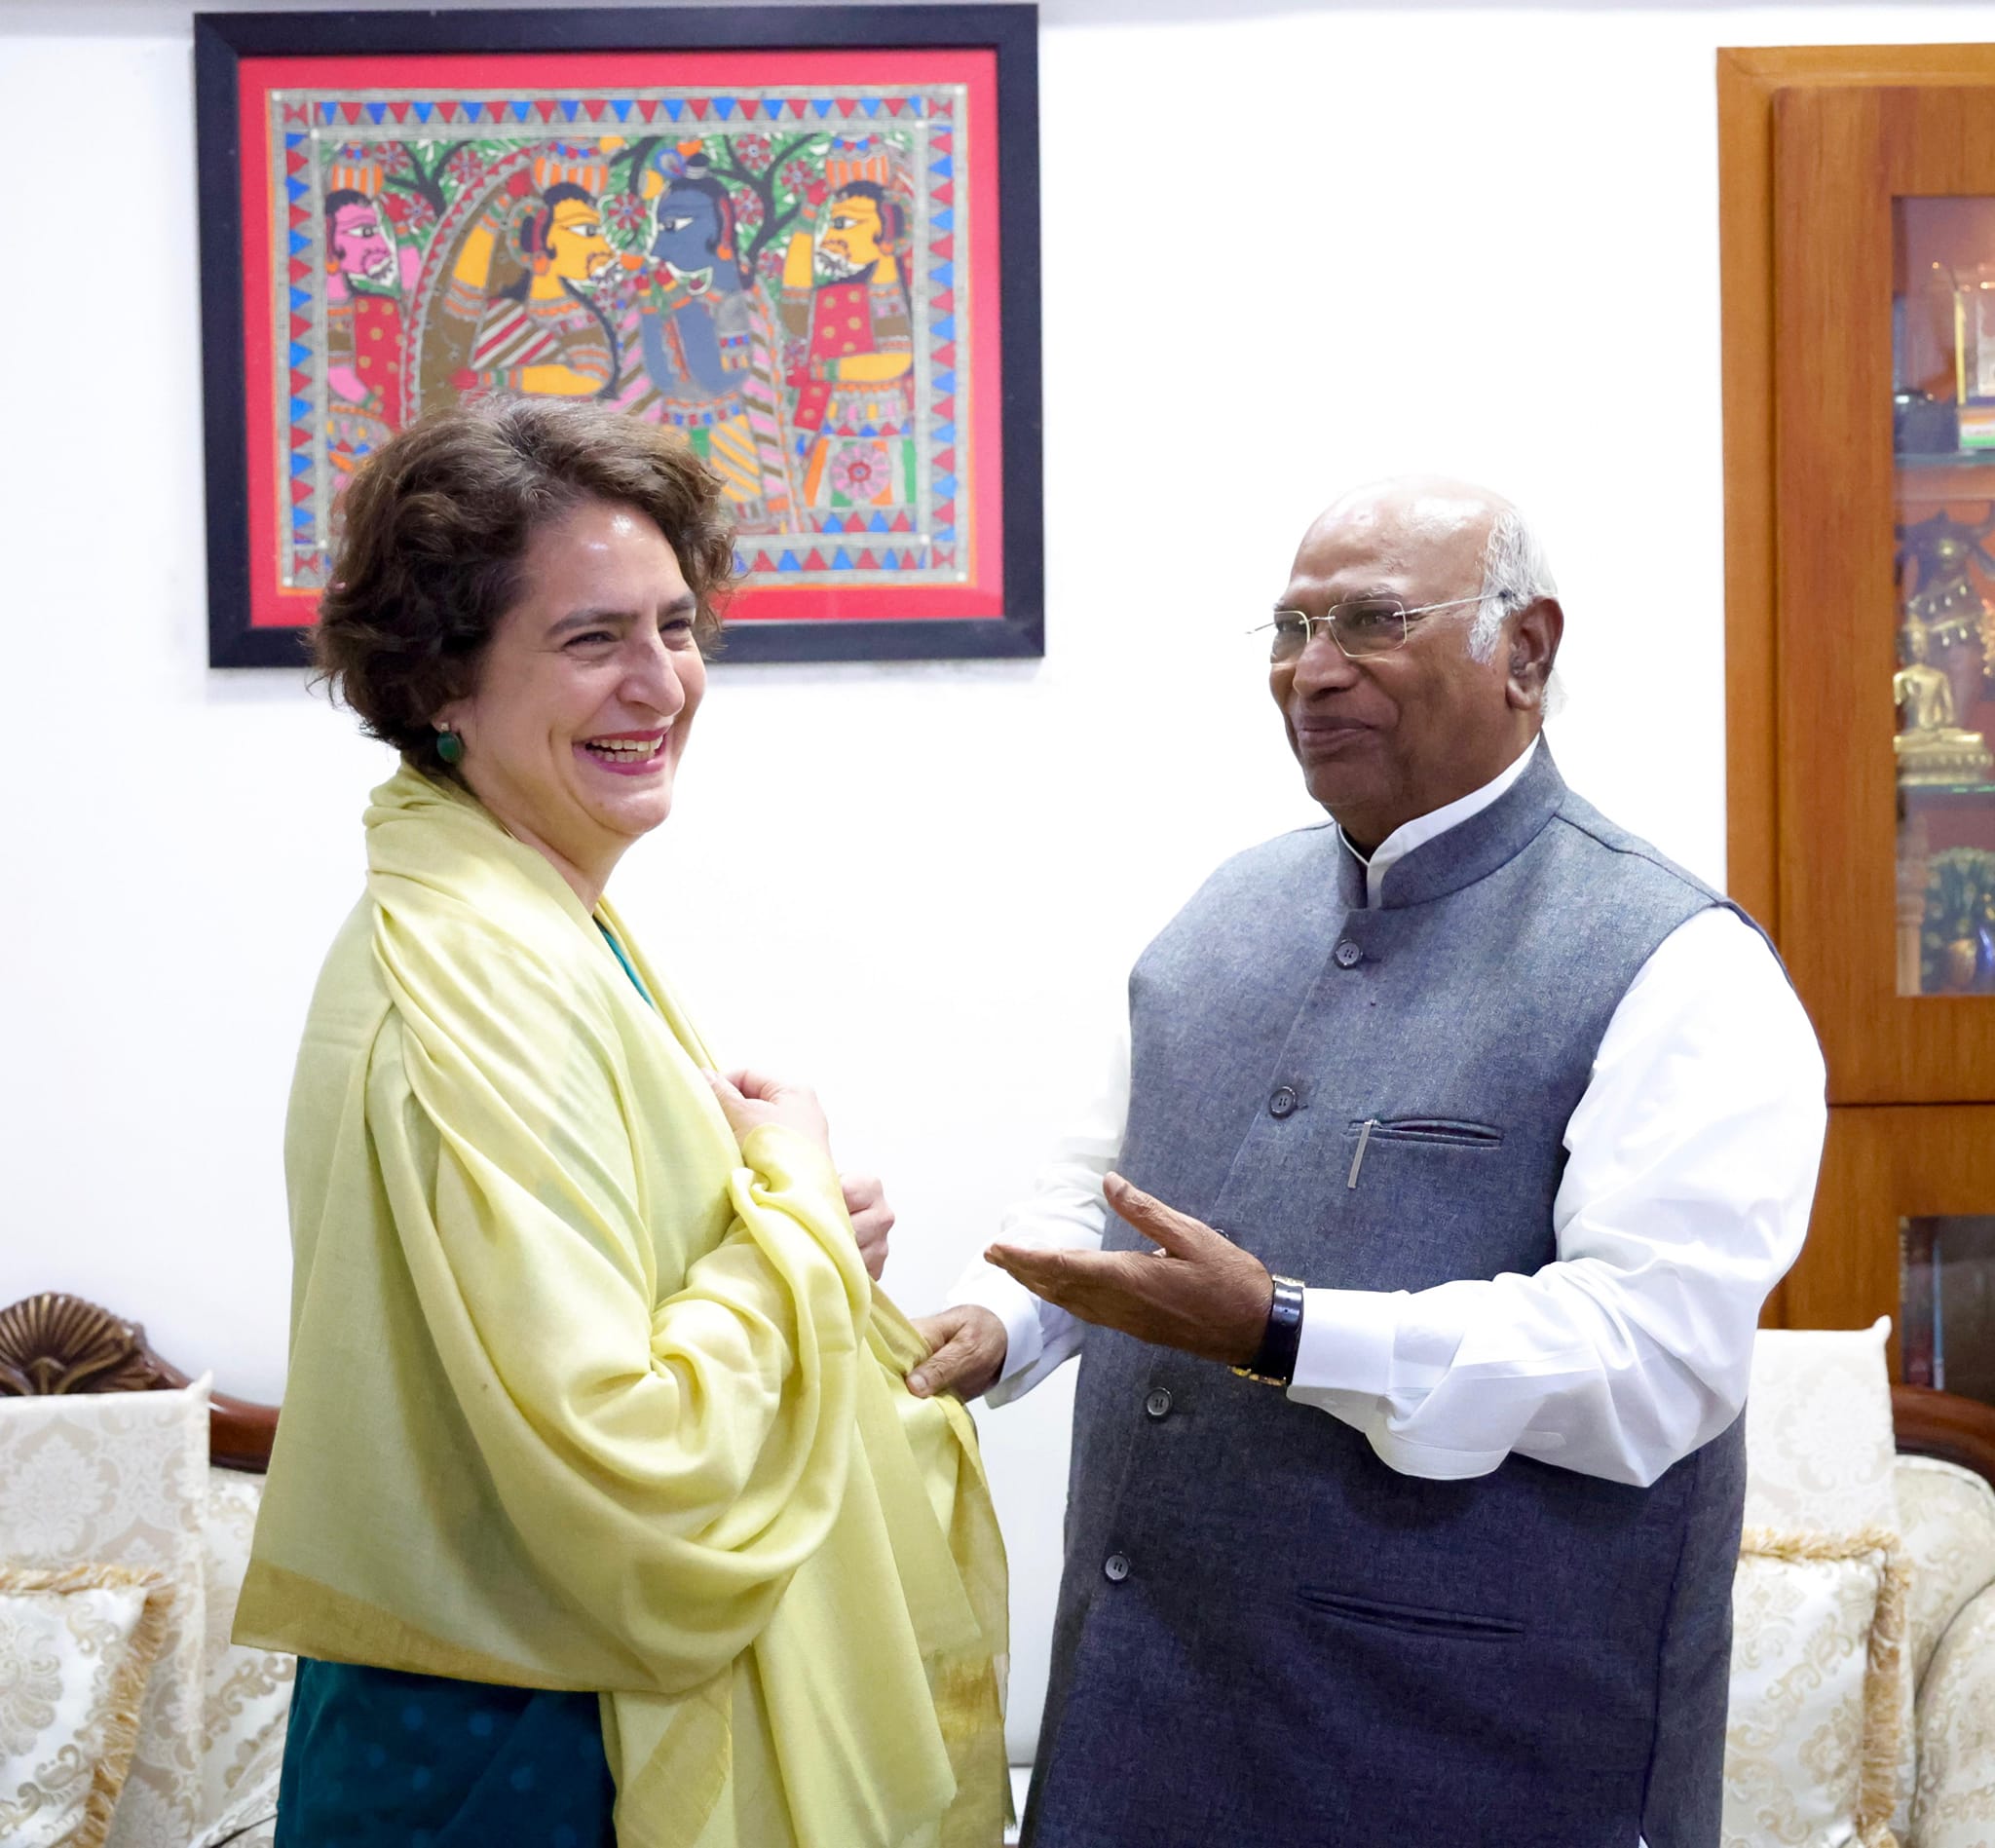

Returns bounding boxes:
[236,397,1006,1848]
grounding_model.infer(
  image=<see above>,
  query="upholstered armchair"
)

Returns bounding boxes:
[1726,1323,1995,1848]
[0,1294,285,1848]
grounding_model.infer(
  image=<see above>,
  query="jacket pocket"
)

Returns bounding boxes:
[1347,1117,1505,1148]
[1343,1116,1505,1188]
[1297,1587,1524,1641]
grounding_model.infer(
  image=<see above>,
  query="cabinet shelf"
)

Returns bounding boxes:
[1902,781,1995,802]
[1897,452,1995,504]
[1897,449,1995,471]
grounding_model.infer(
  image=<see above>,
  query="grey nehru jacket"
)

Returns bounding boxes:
[1024,745,1751,1848]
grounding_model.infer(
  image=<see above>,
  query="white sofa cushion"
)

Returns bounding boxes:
[1745,1321,1900,1533]
[0,1565,171,1848]
[1742,1321,1914,1834]
[1722,1527,1908,1848]
[0,1382,209,1848]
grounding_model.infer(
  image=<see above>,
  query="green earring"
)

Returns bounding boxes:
[435,730,465,767]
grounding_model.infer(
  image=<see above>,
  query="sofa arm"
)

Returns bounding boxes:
[1912,1582,1995,1847]
[1897,1456,1995,1689]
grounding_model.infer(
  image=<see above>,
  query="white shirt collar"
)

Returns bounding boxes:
[1338,735,1542,909]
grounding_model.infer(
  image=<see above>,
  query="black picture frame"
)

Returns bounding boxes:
[195,6,1043,667]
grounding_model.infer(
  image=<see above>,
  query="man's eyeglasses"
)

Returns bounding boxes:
[1249,593,1498,662]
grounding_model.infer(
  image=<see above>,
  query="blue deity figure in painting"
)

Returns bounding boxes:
[644,170,744,395]
[615,152,790,524]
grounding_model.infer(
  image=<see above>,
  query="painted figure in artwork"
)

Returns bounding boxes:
[615,154,791,525]
[324,187,418,473]
[262,94,975,635]
[307,128,936,564]
[780,160,917,514]
[446,180,621,399]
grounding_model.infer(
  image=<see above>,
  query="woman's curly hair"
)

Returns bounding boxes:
[314,396,735,758]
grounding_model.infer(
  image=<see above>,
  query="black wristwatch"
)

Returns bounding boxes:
[1232,1275,1305,1387]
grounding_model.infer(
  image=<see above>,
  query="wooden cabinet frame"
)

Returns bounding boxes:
[1805,1106,1995,1367]
[1720,47,1995,1337]
[1721,46,1995,941]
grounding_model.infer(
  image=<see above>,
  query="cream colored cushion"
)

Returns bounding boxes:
[0,1382,209,1848]
[1745,1321,1900,1532]
[1894,1454,1995,1691]
[0,1565,171,1848]
[1722,1527,1908,1848]
[1911,1582,1995,1848]
[196,1467,292,1822]
[1741,1321,1914,1834]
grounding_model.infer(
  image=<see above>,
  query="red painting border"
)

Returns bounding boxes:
[237,46,1003,631]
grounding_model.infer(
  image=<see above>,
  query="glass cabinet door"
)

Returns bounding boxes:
[1723,55,1995,1342]
[1768,86,1995,1102]
[1902,1217,1995,1405]
[1893,199,1995,999]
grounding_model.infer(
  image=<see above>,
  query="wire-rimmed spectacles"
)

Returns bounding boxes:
[1249,593,1498,662]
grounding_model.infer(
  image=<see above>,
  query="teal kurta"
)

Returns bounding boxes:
[277,1658,615,1847]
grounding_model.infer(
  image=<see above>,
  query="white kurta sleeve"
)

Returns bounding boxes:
[945,1036,1129,1404]
[1286,906,1826,1486]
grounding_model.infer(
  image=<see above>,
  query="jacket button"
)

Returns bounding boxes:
[1269,1085,1298,1118]
[1145,1388,1173,1420]
[1104,1553,1131,1582]
[1335,940,1364,968]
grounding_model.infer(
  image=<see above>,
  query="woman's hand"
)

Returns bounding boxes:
[906,1305,1009,1402]
[705,1069,832,1157]
[841,1174,893,1281]
[706,1074,890,1279]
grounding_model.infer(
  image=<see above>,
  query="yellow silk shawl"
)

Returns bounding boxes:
[235,767,1007,1848]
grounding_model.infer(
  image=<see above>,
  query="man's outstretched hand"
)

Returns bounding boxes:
[984,1174,1273,1368]
[907,1305,1009,1401]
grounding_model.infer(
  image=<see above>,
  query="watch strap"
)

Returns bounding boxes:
[1233,1274,1305,1386]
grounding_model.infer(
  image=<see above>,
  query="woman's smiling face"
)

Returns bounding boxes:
[434,497,706,905]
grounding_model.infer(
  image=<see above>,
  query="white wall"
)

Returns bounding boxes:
[4,0,1992,1761]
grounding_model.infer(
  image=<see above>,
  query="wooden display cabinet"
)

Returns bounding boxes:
[1721,49,1995,1369]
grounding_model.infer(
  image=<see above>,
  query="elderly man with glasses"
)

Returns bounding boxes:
[911,477,1826,1848]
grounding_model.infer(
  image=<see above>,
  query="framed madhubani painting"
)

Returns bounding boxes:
[194,7,1041,665]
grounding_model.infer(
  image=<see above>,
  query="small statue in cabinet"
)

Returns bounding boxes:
[1895,616,1993,785]
[1898,507,1995,692]
[1922,848,1995,994]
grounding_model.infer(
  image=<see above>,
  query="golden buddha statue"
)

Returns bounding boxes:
[1896,616,1993,786]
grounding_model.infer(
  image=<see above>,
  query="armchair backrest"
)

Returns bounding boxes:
[0,1292,279,1472]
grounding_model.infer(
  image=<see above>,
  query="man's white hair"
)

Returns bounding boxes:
[1468,506,1559,662]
